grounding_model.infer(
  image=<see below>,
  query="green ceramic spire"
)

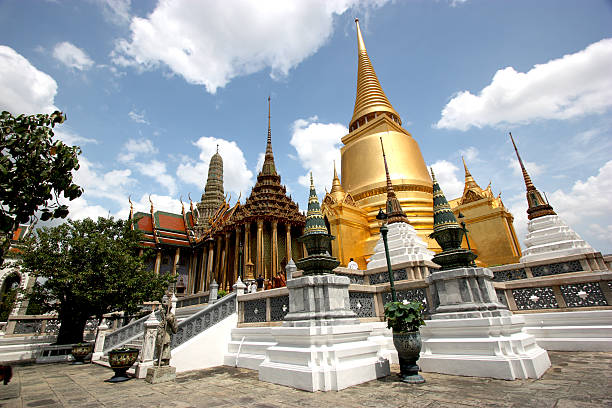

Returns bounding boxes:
[431,167,461,232]
[303,173,328,236]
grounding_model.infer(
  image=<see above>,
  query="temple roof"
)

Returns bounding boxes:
[459,157,495,205]
[349,18,401,130]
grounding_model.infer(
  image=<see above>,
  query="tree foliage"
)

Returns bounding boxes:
[20,217,172,344]
[0,111,82,265]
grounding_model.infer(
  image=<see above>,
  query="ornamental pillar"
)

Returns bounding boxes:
[223,232,231,290]
[154,250,162,275]
[171,247,180,275]
[256,219,264,279]
[214,235,222,283]
[285,224,292,262]
[199,249,206,292]
[234,228,240,286]
[245,223,251,264]
[207,241,215,289]
[271,221,278,277]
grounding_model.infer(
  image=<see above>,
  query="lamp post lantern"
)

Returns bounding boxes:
[376,208,397,302]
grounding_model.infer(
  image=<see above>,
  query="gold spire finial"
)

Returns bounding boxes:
[350,18,401,131]
[188,193,195,214]
[509,132,535,192]
[148,194,154,213]
[461,156,480,192]
[261,96,277,176]
[330,160,345,198]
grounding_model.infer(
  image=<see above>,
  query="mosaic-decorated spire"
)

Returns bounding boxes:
[196,148,225,231]
[350,18,401,130]
[380,138,408,224]
[509,133,556,220]
[303,173,328,236]
[261,96,277,176]
[431,168,460,233]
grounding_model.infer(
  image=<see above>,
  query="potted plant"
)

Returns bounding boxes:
[384,300,426,384]
[71,342,94,364]
[106,347,140,382]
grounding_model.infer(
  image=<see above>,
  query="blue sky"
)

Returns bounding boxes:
[1,0,611,254]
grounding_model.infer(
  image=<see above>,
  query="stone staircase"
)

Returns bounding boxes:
[0,335,56,364]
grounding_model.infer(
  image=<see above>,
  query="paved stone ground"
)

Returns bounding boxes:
[1,352,611,408]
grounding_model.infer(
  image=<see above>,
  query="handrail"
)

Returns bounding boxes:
[103,312,159,352]
[171,293,236,349]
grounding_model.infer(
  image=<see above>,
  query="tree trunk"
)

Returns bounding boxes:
[56,313,88,345]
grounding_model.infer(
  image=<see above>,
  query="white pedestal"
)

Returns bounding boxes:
[367,222,433,270]
[258,324,390,391]
[521,215,596,263]
[419,315,550,380]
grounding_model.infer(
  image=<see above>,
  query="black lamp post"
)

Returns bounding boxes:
[457,212,476,267]
[376,208,397,302]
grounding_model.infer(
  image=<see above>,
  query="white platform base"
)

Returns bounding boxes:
[521,215,596,263]
[223,326,276,370]
[258,323,390,392]
[419,315,550,380]
[521,310,612,351]
[367,222,433,270]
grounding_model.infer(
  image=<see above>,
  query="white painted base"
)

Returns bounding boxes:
[419,315,550,380]
[521,310,612,351]
[521,215,596,263]
[259,324,390,392]
[170,312,237,373]
[223,326,276,370]
[367,222,433,270]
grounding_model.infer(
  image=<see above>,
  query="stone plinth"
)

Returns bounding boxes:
[521,215,597,263]
[258,273,390,391]
[419,315,551,380]
[283,274,358,326]
[367,222,433,270]
[426,267,509,319]
[422,265,551,379]
[145,366,176,384]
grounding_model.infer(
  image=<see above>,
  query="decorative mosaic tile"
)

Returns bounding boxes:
[349,292,376,318]
[492,268,527,282]
[531,260,582,277]
[512,287,558,310]
[243,298,267,323]
[382,288,428,309]
[334,273,364,284]
[270,295,290,321]
[561,282,608,307]
[368,268,408,285]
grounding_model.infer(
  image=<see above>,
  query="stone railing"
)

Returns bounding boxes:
[493,271,612,312]
[236,278,431,326]
[171,292,236,349]
[175,291,210,309]
[103,312,158,352]
[4,315,98,340]
[293,263,433,286]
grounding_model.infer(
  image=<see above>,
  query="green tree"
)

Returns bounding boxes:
[20,217,172,344]
[0,111,82,265]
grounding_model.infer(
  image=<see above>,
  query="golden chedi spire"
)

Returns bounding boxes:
[509,132,556,220]
[350,18,401,131]
[462,156,481,192]
[380,138,408,224]
[330,161,346,202]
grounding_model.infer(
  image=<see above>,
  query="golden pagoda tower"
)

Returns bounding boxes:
[323,18,434,268]
[447,157,521,266]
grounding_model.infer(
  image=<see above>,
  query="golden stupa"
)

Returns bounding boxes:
[322,19,435,269]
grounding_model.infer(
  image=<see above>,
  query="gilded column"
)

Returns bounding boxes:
[198,250,206,292]
[215,235,223,284]
[223,232,231,289]
[186,253,194,294]
[256,220,264,279]
[285,224,292,262]
[271,221,278,277]
[234,228,240,284]
[245,223,251,264]
[171,247,180,275]
[154,250,162,275]
[207,241,215,288]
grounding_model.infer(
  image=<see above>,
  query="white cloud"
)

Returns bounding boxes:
[53,42,94,71]
[134,160,178,196]
[459,146,479,162]
[118,138,158,162]
[128,109,149,124]
[429,160,463,200]
[73,157,135,204]
[54,128,98,146]
[112,0,389,93]
[289,117,346,194]
[254,152,266,174]
[508,158,543,179]
[97,0,131,25]
[176,137,254,199]
[0,46,58,115]
[436,38,612,130]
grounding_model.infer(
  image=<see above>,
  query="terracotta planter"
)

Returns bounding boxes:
[392,331,425,384]
[106,348,139,382]
[71,343,93,364]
